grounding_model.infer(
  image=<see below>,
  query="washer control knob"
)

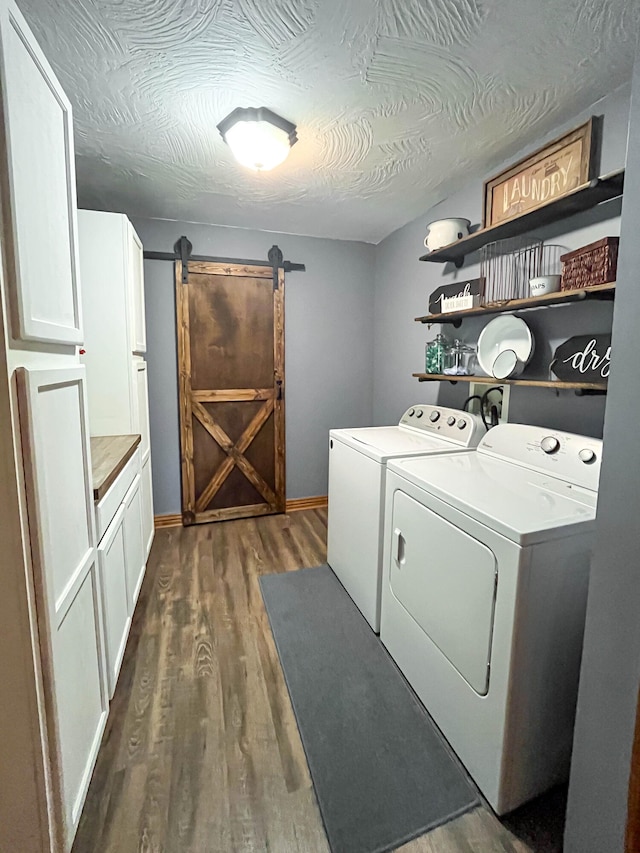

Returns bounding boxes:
[408,408,415,417]
[429,410,440,422]
[457,419,467,430]
[541,436,560,454]
[416,410,424,418]
[447,416,456,426]
[579,448,596,464]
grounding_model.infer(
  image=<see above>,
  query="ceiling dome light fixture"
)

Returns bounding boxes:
[217,107,298,172]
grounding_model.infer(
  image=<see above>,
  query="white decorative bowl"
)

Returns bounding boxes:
[424,218,471,251]
[529,275,561,296]
[492,349,526,379]
[477,315,534,377]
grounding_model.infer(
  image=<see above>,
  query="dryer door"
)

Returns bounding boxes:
[390,490,497,694]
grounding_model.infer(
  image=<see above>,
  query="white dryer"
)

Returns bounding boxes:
[380,423,602,814]
[327,405,484,632]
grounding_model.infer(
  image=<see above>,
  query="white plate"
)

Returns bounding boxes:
[477,315,534,377]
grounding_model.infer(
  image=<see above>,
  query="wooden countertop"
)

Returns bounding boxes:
[90,434,141,502]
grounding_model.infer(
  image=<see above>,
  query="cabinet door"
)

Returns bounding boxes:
[16,366,107,845]
[0,1,82,345]
[134,359,150,462]
[78,210,132,434]
[97,505,130,698]
[123,474,145,612]
[128,223,146,354]
[141,454,155,559]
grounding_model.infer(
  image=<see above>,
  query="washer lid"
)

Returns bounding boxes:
[388,451,597,545]
[329,426,461,462]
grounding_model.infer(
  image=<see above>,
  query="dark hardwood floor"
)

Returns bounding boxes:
[72,509,564,853]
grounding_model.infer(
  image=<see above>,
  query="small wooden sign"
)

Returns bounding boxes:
[428,277,484,315]
[550,334,611,383]
[483,117,598,228]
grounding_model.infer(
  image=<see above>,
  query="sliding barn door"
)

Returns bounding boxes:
[176,260,285,525]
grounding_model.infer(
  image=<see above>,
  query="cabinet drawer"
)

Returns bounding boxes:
[95,448,141,541]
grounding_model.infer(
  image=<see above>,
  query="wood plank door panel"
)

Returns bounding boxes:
[176,261,285,524]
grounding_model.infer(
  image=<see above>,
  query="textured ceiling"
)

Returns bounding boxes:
[19,0,639,243]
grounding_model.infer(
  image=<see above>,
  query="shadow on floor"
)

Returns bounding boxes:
[502,784,567,852]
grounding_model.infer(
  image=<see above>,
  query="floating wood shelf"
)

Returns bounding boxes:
[415,282,616,327]
[412,373,607,394]
[419,170,624,267]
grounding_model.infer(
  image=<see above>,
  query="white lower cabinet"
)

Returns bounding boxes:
[95,450,149,697]
[16,366,108,846]
[52,562,107,827]
[141,453,154,558]
[123,474,145,612]
[97,505,130,698]
[134,358,150,460]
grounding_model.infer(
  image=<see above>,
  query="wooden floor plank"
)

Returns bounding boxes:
[72,509,564,853]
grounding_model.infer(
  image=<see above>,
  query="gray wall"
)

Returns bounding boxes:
[372,84,630,437]
[367,76,639,850]
[133,218,375,515]
[564,43,640,853]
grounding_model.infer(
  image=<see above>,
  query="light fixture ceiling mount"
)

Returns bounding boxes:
[217,107,298,172]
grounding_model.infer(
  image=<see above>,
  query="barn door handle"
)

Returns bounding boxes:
[276,379,283,400]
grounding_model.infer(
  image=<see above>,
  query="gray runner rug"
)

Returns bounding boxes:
[259,564,480,853]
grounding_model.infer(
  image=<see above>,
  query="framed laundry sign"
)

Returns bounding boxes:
[428,277,484,315]
[482,118,599,228]
[550,334,611,383]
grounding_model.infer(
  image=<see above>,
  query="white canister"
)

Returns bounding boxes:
[424,218,471,252]
[529,275,561,296]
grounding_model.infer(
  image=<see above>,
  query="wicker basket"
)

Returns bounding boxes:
[560,237,619,291]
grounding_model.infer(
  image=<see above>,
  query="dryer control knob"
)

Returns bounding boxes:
[579,448,596,464]
[447,416,456,426]
[408,409,415,417]
[416,410,424,418]
[429,411,439,422]
[541,436,560,454]
[457,419,467,430]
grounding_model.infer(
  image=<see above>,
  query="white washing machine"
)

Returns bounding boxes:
[327,404,484,632]
[380,423,602,814]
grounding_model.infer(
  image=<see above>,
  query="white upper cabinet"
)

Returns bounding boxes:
[79,211,148,435]
[0,1,82,345]
[78,211,132,434]
[129,223,146,354]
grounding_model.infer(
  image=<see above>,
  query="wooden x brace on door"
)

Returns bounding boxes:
[192,396,278,513]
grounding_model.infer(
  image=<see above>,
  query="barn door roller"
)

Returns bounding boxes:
[144,237,306,283]
[178,236,192,283]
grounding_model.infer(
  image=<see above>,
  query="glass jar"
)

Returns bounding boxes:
[444,339,477,376]
[425,332,451,374]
